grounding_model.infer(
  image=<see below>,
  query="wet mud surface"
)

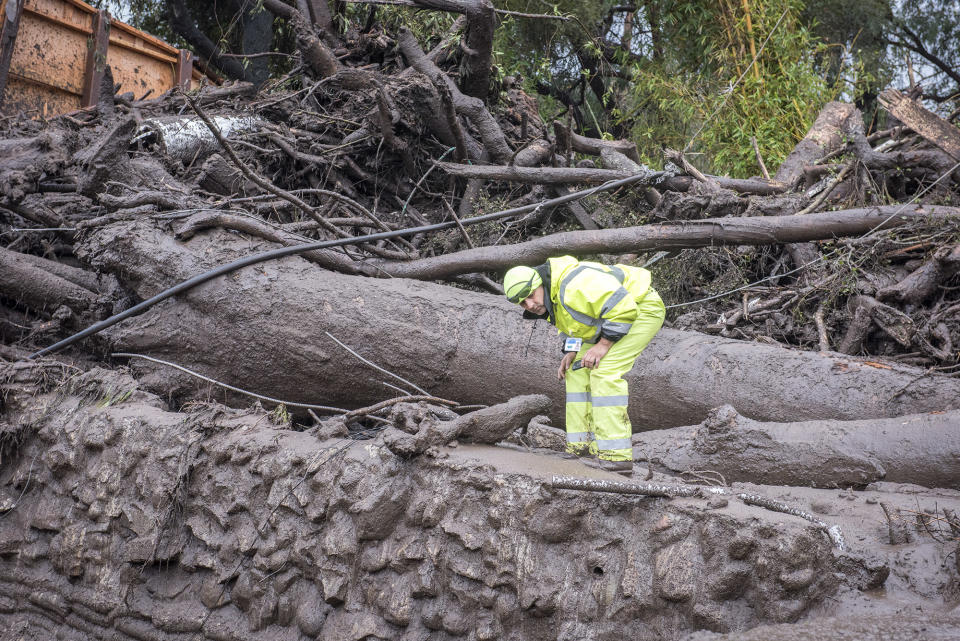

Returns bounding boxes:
[1,366,959,640]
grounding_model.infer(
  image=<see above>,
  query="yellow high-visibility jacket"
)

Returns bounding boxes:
[545,255,652,342]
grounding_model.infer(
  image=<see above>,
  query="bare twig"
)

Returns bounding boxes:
[181,89,344,239]
[751,135,770,180]
[879,501,912,544]
[324,331,431,395]
[739,493,846,550]
[442,198,475,248]
[815,305,830,351]
[344,395,460,418]
[112,353,347,413]
[664,148,716,186]
[551,475,703,497]
[796,161,856,216]
[402,146,456,217]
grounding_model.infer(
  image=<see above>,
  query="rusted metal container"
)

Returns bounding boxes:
[0,0,206,118]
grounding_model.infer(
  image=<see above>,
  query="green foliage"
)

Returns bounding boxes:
[95,386,133,408]
[269,403,292,427]
[490,2,862,178]
[619,0,850,177]
[892,0,960,99]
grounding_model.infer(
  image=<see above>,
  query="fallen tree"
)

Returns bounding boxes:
[623,404,960,489]
[74,220,960,429]
[435,161,787,194]
[2,5,959,641]
[363,205,960,280]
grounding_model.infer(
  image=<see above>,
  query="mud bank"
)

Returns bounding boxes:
[2,364,959,640]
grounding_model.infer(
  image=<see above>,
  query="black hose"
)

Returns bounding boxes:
[28,171,665,359]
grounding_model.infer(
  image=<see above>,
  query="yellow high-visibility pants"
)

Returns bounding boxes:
[565,289,665,461]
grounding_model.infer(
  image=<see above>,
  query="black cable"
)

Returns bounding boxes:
[28,170,667,359]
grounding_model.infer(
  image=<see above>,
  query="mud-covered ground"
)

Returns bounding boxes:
[1,363,959,640]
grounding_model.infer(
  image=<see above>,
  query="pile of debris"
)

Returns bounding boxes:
[1,2,960,639]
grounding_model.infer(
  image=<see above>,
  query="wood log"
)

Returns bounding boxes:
[382,394,550,456]
[600,148,660,207]
[0,129,73,201]
[263,0,341,77]
[877,245,960,305]
[75,220,960,429]
[878,89,960,161]
[435,162,786,194]
[368,205,960,280]
[773,102,857,186]
[772,102,858,275]
[398,30,511,163]
[0,247,101,318]
[554,120,640,162]
[630,404,960,490]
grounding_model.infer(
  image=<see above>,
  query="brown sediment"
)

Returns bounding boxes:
[1,364,959,640]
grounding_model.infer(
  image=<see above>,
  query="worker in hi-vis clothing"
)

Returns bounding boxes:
[503,256,665,477]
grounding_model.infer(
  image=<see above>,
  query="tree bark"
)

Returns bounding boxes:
[76,220,960,430]
[878,89,960,161]
[262,0,340,78]
[365,205,960,280]
[877,245,960,305]
[773,102,857,186]
[398,29,511,162]
[554,121,639,162]
[0,247,101,318]
[165,0,252,82]
[435,162,786,194]
[629,404,960,490]
[772,102,858,276]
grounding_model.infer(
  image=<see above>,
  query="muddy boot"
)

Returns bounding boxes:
[586,459,633,477]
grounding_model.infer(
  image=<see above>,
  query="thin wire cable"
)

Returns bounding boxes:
[665,158,960,309]
[112,352,348,412]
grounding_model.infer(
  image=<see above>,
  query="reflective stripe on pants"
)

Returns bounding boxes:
[564,289,665,461]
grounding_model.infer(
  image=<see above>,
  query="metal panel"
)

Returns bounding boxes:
[106,44,176,100]
[2,73,78,115]
[80,8,108,107]
[9,4,89,94]
[0,0,216,117]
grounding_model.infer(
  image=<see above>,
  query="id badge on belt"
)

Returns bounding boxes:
[563,337,583,353]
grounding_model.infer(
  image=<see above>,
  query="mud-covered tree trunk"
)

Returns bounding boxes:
[625,405,960,489]
[75,221,960,429]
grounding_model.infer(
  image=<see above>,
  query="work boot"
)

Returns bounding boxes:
[587,458,633,477]
[559,450,590,461]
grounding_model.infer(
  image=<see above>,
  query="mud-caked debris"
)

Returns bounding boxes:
[381,394,550,457]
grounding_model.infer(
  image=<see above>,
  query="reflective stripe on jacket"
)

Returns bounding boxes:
[546,255,652,342]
